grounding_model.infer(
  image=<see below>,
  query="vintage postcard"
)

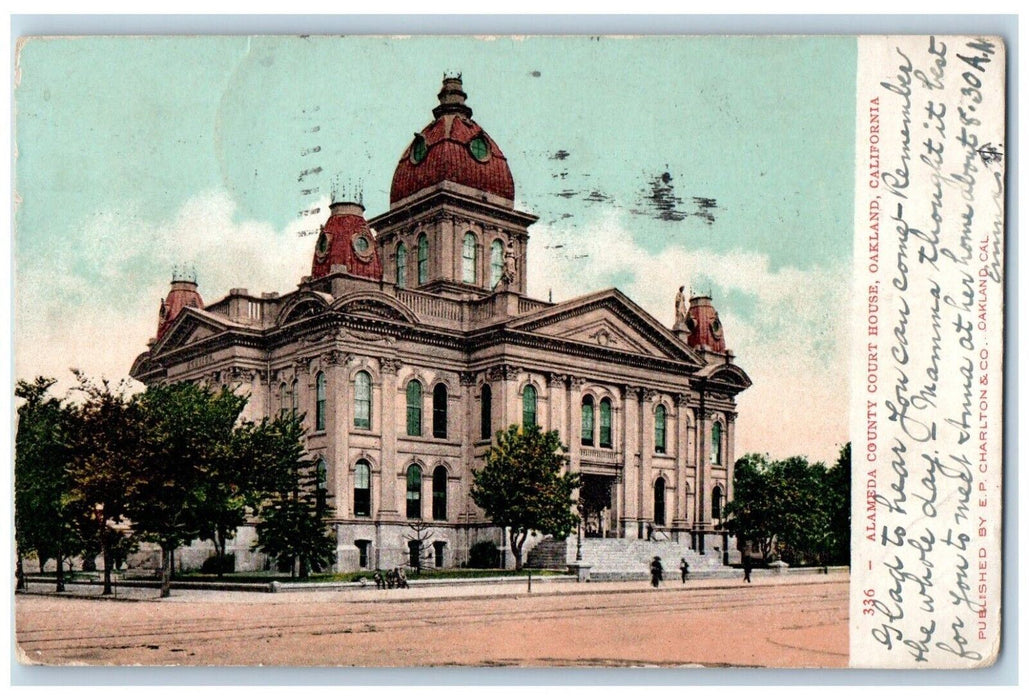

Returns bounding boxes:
[11,33,1005,671]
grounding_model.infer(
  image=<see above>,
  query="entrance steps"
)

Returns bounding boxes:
[527,537,734,581]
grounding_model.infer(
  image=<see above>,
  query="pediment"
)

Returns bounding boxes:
[539,312,663,356]
[184,324,217,344]
[150,309,230,356]
[509,289,702,365]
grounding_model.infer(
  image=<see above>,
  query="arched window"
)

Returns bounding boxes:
[522,384,537,428]
[291,379,299,417]
[581,396,595,446]
[315,372,327,431]
[406,464,422,519]
[353,460,371,517]
[417,233,428,285]
[654,404,666,454]
[432,465,448,521]
[315,458,328,518]
[712,484,723,520]
[480,384,492,440]
[396,243,407,289]
[462,232,477,284]
[432,384,448,439]
[599,398,612,448]
[279,382,290,418]
[353,371,372,429]
[654,477,666,526]
[711,422,722,465]
[406,380,423,436]
[490,240,504,289]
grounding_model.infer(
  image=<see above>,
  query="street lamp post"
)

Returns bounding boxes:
[576,519,583,562]
[717,490,729,566]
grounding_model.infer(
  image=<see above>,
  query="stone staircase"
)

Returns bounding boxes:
[527,537,733,581]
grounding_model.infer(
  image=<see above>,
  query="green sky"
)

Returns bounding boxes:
[14,35,857,462]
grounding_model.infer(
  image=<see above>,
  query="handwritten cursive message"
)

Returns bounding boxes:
[851,35,1004,669]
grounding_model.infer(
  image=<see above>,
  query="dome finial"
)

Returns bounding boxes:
[434,72,472,119]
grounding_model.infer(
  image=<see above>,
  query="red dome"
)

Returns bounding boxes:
[157,279,203,340]
[390,77,514,205]
[685,296,727,353]
[311,202,383,280]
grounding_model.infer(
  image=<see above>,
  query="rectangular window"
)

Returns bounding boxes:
[354,462,371,517]
[354,372,371,429]
[356,540,370,568]
[581,404,594,446]
[599,401,612,448]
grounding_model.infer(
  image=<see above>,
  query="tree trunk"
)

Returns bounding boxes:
[55,549,65,593]
[39,556,48,575]
[216,529,227,579]
[16,550,25,591]
[160,548,172,598]
[511,531,527,571]
[101,532,113,596]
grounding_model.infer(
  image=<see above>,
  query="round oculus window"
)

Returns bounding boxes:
[410,135,428,164]
[711,317,723,337]
[315,231,330,257]
[352,235,370,256]
[469,136,490,162]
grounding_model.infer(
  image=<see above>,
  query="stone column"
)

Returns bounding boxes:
[620,385,640,538]
[673,393,690,532]
[546,373,566,439]
[459,372,476,522]
[725,411,737,503]
[324,351,350,520]
[379,357,401,518]
[639,389,656,526]
[695,399,710,553]
[503,365,521,429]
[567,376,585,471]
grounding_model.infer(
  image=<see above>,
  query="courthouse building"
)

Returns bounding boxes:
[130,76,751,572]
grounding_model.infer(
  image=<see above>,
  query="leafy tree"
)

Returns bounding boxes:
[14,377,80,592]
[824,443,851,565]
[198,418,270,572]
[252,415,335,579]
[722,454,779,561]
[66,372,145,595]
[130,382,249,597]
[471,423,580,570]
[724,449,850,566]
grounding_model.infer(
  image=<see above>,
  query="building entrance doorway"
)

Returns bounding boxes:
[579,474,615,538]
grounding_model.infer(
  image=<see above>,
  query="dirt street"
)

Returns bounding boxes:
[15,575,848,668]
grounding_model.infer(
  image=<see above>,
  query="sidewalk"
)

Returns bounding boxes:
[17,569,849,605]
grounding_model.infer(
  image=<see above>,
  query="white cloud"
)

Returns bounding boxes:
[527,213,851,465]
[15,190,318,397]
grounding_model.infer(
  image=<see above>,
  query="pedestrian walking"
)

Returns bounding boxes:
[650,556,663,588]
[679,557,689,583]
[373,569,384,590]
[743,556,753,583]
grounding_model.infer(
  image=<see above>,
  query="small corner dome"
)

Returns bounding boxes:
[311,201,383,281]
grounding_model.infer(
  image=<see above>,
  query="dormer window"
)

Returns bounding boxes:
[411,134,428,164]
[469,136,489,162]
